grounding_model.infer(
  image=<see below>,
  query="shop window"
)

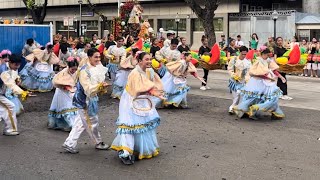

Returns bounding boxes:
[158,19,186,31]
[192,18,223,32]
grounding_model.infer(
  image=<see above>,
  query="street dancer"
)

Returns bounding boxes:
[227,46,251,114]
[111,47,138,99]
[48,57,79,132]
[20,43,60,92]
[111,51,165,165]
[160,52,205,108]
[0,55,30,136]
[234,48,285,120]
[104,36,126,83]
[155,38,181,77]
[63,48,109,153]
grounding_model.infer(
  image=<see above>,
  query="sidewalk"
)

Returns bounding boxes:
[187,70,320,111]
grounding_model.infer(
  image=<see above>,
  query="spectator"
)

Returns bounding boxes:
[235,35,244,49]
[124,35,135,48]
[274,37,293,100]
[290,36,300,50]
[150,38,160,57]
[219,34,227,50]
[177,37,190,53]
[90,36,99,48]
[249,33,259,50]
[300,39,309,77]
[264,36,276,54]
[76,36,85,49]
[307,38,319,78]
[105,34,116,50]
[60,36,71,50]
[227,38,238,58]
[199,35,211,91]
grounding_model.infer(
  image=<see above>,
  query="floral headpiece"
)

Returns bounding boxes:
[0,49,12,57]
[67,56,80,62]
[135,50,143,60]
[259,45,267,52]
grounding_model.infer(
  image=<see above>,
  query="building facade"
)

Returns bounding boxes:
[0,0,318,49]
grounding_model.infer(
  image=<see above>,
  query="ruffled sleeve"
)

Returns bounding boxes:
[269,60,279,71]
[126,68,162,97]
[166,61,184,76]
[1,71,24,95]
[52,68,76,91]
[79,65,101,97]
[187,62,197,74]
[120,55,134,69]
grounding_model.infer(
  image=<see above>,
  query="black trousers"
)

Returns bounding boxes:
[202,68,209,86]
[277,72,287,95]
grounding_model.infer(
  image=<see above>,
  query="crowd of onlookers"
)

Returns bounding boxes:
[218,33,320,78]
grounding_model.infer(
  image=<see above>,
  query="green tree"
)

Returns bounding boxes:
[23,0,48,24]
[184,0,219,47]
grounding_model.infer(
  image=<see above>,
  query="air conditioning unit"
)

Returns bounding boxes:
[242,4,249,12]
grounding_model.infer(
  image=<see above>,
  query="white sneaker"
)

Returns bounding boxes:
[200,86,206,91]
[280,95,293,100]
[205,86,211,90]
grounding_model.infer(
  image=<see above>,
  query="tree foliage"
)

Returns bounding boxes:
[184,0,220,47]
[23,0,48,24]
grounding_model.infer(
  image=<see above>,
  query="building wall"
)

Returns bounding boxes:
[0,1,240,49]
[302,0,320,14]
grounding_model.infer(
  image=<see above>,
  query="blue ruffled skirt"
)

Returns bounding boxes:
[228,78,245,92]
[48,88,78,130]
[111,90,160,160]
[234,77,285,118]
[111,69,131,99]
[158,65,167,78]
[19,62,54,92]
[161,71,190,108]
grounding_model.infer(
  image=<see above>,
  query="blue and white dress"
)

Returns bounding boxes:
[111,66,163,160]
[48,67,78,131]
[20,49,59,92]
[234,58,285,119]
[104,45,126,82]
[227,57,251,112]
[159,60,197,108]
[154,46,181,77]
[111,55,137,99]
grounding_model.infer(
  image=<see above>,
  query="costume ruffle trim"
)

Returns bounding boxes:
[164,86,190,97]
[158,66,167,77]
[115,118,160,134]
[228,79,245,92]
[234,105,285,118]
[107,63,119,73]
[48,108,78,118]
[111,145,160,160]
[20,65,54,83]
[240,89,283,101]
[111,84,124,99]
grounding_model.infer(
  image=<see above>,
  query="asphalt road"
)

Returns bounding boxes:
[1,84,320,180]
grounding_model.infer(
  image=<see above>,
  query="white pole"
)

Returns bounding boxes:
[79,3,82,36]
[118,0,120,17]
[50,22,53,44]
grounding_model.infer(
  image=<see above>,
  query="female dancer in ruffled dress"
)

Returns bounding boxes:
[234,48,286,119]
[20,43,59,92]
[48,57,79,131]
[227,46,251,114]
[111,52,165,165]
[111,48,138,99]
[160,52,205,108]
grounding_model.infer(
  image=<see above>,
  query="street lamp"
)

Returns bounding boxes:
[272,10,279,40]
[175,13,180,37]
[78,0,83,36]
